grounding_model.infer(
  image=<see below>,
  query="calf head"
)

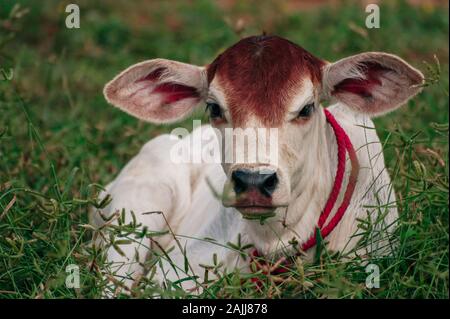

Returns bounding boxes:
[104,35,424,219]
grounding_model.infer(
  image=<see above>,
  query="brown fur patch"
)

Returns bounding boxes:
[207,35,325,127]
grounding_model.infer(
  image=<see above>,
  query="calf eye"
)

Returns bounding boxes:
[297,102,315,118]
[206,102,223,120]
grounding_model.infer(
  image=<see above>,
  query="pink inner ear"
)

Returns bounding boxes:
[333,62,385,98]
[153,83,199,104]
[138,67,166,82]
[136,68,200,104]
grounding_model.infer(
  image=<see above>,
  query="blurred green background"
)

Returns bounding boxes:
[0,0,448,298]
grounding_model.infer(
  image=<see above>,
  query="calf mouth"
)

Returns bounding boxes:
[233,205,277,220]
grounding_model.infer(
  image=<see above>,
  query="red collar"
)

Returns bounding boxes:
[250,109,360,278]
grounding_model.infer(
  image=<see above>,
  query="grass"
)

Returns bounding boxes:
[0,0,448,298]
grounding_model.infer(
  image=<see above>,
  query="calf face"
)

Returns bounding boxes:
[104,35,423,219]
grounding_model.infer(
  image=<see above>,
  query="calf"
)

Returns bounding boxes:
[91,35,424,293]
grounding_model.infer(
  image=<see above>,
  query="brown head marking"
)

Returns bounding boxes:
[207,35,325,127]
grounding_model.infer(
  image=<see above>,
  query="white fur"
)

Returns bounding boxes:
[93,51,424,294]
[90,103,398,293]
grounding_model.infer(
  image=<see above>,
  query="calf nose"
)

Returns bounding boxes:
[231,169,278,197]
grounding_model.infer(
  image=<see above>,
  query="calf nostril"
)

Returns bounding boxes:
[232,169,278,197]
[232,170,248,194]
[260,173,278,197]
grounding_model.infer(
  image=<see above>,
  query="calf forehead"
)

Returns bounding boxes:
[207,35,324,127]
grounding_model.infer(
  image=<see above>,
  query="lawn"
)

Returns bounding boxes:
[0,0,448,298]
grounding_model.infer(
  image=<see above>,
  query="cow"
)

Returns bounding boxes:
[90,35,424,294]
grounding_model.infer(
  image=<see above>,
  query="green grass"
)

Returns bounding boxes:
[0,0,448,298]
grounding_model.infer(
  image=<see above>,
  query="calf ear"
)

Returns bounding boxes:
[322,52,424,117]
[104,59,207,123]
